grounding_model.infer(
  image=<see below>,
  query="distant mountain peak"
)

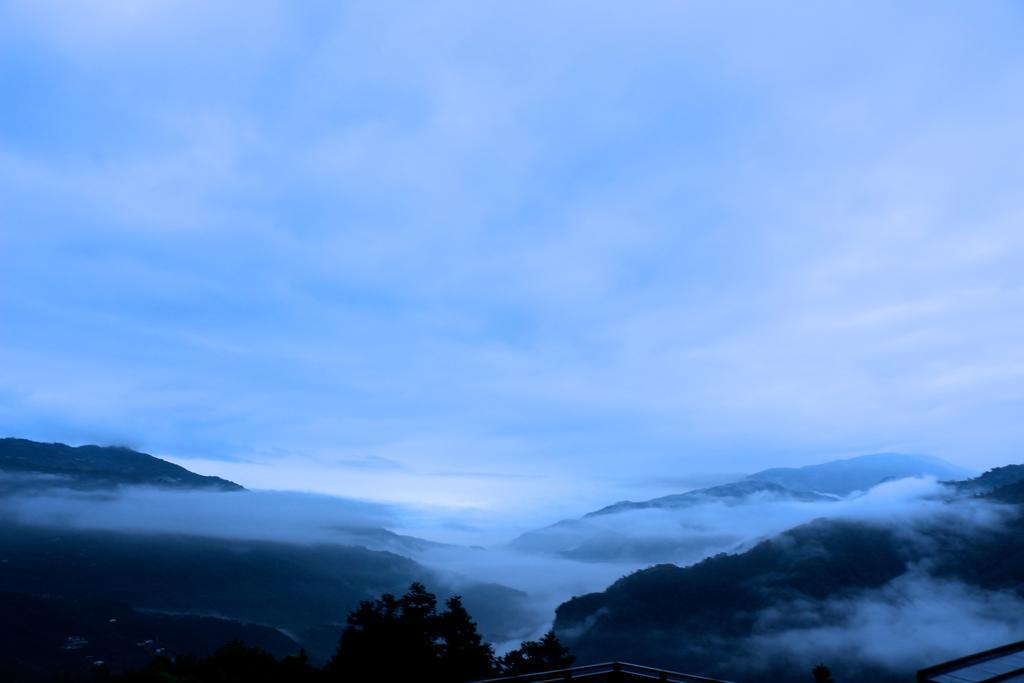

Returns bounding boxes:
[746,452,973,496]
[584,479,836,517]
[0,437,244,492]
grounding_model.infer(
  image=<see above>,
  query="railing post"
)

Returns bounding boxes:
[659,672,668,681]
[612,662,623,683]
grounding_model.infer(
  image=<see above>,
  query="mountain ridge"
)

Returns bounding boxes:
[585,480,838,518]
[553,490,1024,682]
[508,452,969,563]
[745,452,972,495]
[0,438,244,492]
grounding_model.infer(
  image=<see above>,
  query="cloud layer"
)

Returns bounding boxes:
[1,474,1019,657]
[2,2,1024,508]
[744,574,1024,680]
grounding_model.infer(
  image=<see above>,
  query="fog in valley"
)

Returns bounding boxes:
[4,472,1017,656]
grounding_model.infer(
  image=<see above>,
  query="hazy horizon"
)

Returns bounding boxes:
[0,436,982,538]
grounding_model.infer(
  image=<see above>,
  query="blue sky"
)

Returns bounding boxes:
[2,1,1023,514]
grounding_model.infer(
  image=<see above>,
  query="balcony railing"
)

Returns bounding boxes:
[472,661,735,683]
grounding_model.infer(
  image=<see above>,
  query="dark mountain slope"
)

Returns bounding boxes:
[988,480,1024,504]
[554,501,1024,683]
[0,521,528,664]
[0,592,297,681]
[0,438,242,491]
[556,519,909,640]
[953,464,1024,494]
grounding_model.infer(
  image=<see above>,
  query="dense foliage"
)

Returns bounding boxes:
[554,500,1024,682]
[497,630,575,675]
[115,643,315,683]
[326,582,573,680]
[954,464,1024,493]
[63,583,575,682]
[0,521,529,664]
[327,582,496,681]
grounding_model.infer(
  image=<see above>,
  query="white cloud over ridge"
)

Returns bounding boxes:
[2,475,1015,651]
[744,574,1024,679]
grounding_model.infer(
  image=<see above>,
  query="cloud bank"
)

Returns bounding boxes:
[743,574,1024,680]
[1,475,1020,657]
[2,2,1024,510]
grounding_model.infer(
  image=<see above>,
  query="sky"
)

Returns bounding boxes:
[1,1,1023,515]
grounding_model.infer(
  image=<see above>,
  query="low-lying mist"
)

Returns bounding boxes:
[506,476,1001,565]
[1,485,400,546]
[3,474,1014,652]
[741,573,1024,680]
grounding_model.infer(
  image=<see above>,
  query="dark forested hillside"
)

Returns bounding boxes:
[0,521,529,665]
[0,438,535,674]
[554,496,1024,682]
[0,592,297,681]
[955,464,1024,494]
[0,438,243,491]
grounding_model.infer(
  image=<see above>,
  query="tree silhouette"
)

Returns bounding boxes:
[812,663,836,683]
[498,630,575,675]
[114,641,316,682]
[438,595,498,681]
[327,582,497,682]
[105,584,574,682]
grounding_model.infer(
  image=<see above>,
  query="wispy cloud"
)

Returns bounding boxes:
[743,574,1024,680]
[2,1,1023,508]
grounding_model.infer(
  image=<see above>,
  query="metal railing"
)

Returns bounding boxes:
[472,661,735,683]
